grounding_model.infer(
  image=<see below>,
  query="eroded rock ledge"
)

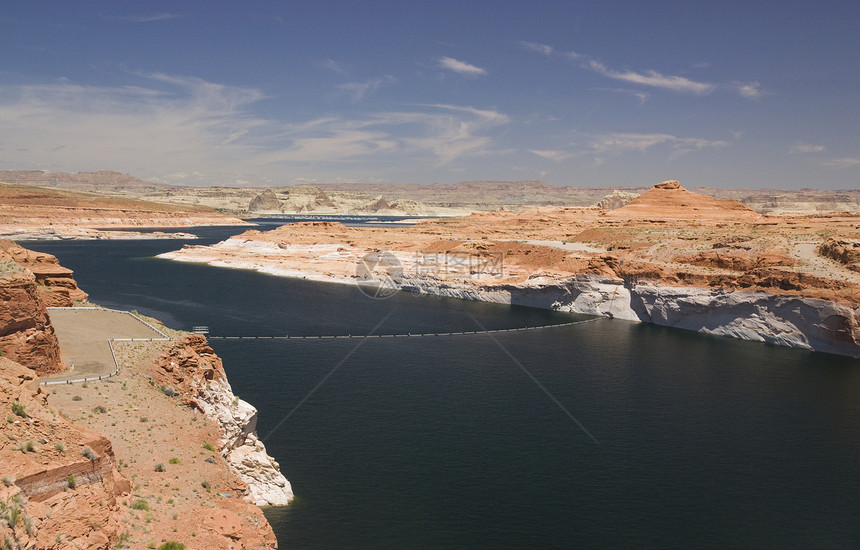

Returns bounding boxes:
[153,334,294,506]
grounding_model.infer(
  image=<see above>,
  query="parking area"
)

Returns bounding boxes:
[43,308,168,383]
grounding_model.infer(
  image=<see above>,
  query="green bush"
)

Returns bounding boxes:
[168,457,181,465]
[67,474,77,489]
[130,499,150,511]
[11,401,26,418]
[158,543,185,550]
[202,442,216,452]
[154,463,165,472]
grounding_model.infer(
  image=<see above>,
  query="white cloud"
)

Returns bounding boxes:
[734,81,767,99]
[519,41,553,56]
[588,61,716,95]
[438,56,487,77]
[790,143,825,154]
[337,76,396,101]
[822,157,860,168]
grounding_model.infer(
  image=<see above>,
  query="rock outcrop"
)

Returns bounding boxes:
[596,189,639,210]
[1,239,88,306]
[0,246,65,375]
[0,357,131,549]
[819,238,860,273]
[153,335,294,506]
[612,180,759,220]
[249,189,282,212]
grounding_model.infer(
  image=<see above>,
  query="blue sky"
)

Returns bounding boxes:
[1,1,858,189]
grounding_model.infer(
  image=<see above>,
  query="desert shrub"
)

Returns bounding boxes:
[168,457,181,465]
[154,463,165,472]
[81,446,96,460]
[67,474,76,489]
[202,442,216,452]
[158,543,185,550]
[93,405,107,414]
[130,499,150,511]
[55,441,66,451]
[11,401,26,417]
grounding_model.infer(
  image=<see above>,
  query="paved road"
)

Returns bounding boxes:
[43,309,167,383]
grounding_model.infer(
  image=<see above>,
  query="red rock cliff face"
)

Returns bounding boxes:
[0,357,131,548]
[0,239,88,306]
[0,276,63,375]
[0,241,85,375]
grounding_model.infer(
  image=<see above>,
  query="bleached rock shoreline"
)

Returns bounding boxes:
[160,335,294,506]
[159,247,860,358]
[192,378,294,506]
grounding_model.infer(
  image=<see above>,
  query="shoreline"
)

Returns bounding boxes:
[158,247,860,358]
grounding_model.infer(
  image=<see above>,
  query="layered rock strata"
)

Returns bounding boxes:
[0,357,131,548]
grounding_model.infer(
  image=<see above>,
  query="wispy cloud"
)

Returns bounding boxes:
[594,87,649,104]
[527,149,576,162]
[438,56,487,77]
[733,81,767,99]
[0,73,516,185]
[322,58,346,74]
[111,12,182,23]
[518,41,580,59]
[588,61,716,95]
[519,41,553,56]
[822,157,860,168]
[337,76,396,101]
[588,132,729,157]
[265,104,510,167]
[529,131,729,164]
[790,143,825,154]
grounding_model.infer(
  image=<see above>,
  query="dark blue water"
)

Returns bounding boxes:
[24,228,860,549]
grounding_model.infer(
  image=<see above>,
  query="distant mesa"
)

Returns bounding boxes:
[248,189,281,212]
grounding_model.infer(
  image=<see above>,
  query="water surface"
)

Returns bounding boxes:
[25,227,860,549]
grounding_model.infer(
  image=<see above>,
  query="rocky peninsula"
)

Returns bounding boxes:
[1,241,290,548]
[160,181,860,358]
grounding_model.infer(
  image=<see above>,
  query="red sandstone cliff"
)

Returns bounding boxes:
[0,357,131,548]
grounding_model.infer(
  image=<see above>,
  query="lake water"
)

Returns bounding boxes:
[24,225,860,549]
